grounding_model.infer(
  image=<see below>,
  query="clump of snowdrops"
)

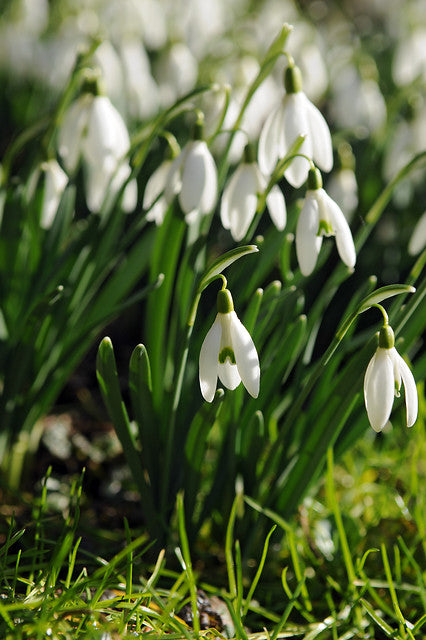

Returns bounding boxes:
[0,6,424,549]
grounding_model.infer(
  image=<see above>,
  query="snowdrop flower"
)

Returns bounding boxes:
[220,144,286,241]
[364,324,418,432]
[165,115,217,222]
[142,158,173,225]
[258,63,333,188]
[58,83,136,213]
[296,167,356,276]
[38,160,69,229]
[199,288,260,402]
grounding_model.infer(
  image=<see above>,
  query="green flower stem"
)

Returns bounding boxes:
[370,304,389,326]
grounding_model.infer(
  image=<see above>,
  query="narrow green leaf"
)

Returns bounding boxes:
[96,337,157,529]
[198,244,259,294]
[225,495,241,601]
[96,337,133,444]
[176,492,200,637]
[129,344,153,413]
[128,343,158,496]
[360,598,396,636]
[357,284,416,315]
[412,614,426,635]
[242,287,263,333]
[381,543,406,625]
[146,208,186,407]
[242,525,277,617]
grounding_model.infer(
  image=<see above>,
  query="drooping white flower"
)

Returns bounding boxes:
[295,167,356,276]
[143,159,173,225]
[165,117,218,222]
[258,64,333,188]
[199,288,260,402]
[58,86,136,213]
[364,324,418,432]
[38,159,69,229]
[220,144,286,241]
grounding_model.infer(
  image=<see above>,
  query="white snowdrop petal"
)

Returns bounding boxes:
[230,192,257,241]
[322,193,356,268]
[199,316,222,402]
[335,226,356,269]
[258,104,282,176]
[220,193,231,229]
[146,198,168,225]
[198,148,218,213]
[121,178,138,212]
[281,93,311,188]
[218,361,241,390]
[83,96,130,168]
[388,347,402,392]
[304,94,333,173]
[179,141,217,215]
[58,95,91,173]
[396,353,418,427]
[41,160,69,229]
[179,142,205,212]
[408,211,426,255]
[224,165,259,241]
[143,160,172,209]
[230,313,260,398]
[266,184,287,231]
[85,165,109,213]
[165,153,184,203]
[296,193,322,276]
[364,349,395,431]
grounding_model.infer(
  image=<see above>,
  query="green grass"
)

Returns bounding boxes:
[0,402,424,640]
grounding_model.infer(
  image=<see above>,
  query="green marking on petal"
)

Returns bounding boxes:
[318,219,333,236]
[219,347,236,364]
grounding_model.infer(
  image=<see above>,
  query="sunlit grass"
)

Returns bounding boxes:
[0,403,424,639]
